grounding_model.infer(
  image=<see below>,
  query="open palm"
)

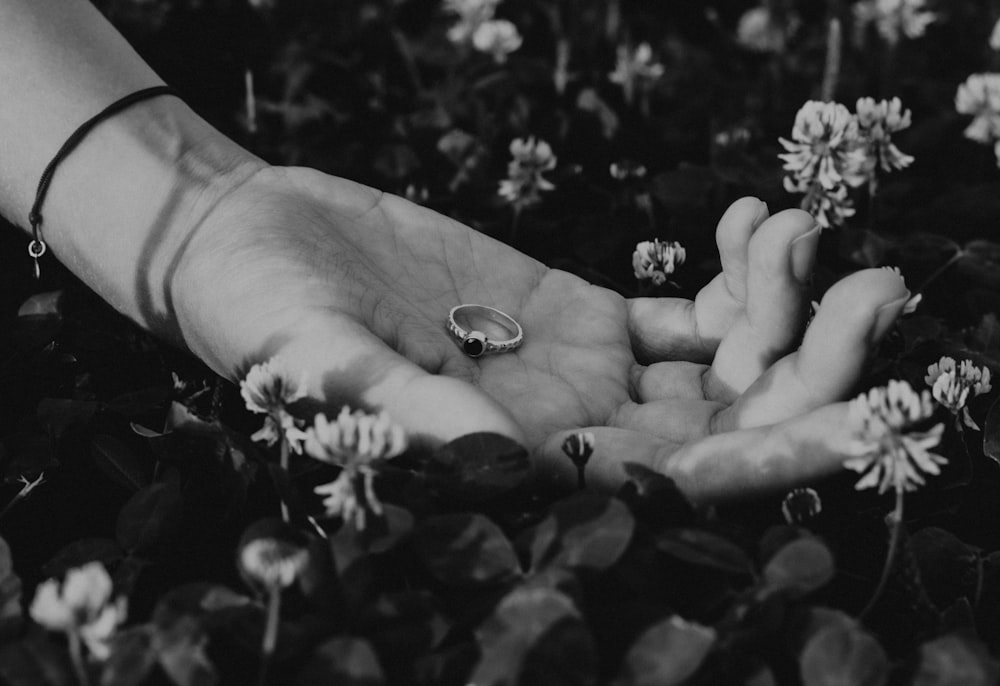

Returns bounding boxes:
[174,167,911,502]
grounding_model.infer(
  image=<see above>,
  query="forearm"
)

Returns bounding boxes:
[0,0,264,339]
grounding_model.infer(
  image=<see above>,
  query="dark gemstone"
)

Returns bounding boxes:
[463,337,485,357]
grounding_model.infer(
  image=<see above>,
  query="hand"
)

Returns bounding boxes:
[171,168,911,502]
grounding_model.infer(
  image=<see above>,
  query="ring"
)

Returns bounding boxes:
[447,304,523,358]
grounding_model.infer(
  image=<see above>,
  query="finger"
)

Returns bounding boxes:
[717,268,910,431]
[717,196,770,301]
[627,197,768,363]
[632,361,709,402]
[256,317,525,448]
[610,398,723,442]
[535,403,854,504]
[705,210,820,401]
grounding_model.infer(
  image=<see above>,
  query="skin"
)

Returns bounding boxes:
[171,170,911,501]
[0,0,912,504]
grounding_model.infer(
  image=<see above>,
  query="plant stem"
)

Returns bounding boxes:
[554,38,570,95]
[860,486,904,620]
[244,68,258,136]
[605,0,620,42]
[279,435,290,523]
[867,175,878,231]
[258,586,282,686]
[913,247,963,295]
[510,206,522,244]
[68,630,91,686]
[820,17,842,102]
[0,495,22,522]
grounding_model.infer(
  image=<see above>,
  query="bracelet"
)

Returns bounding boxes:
[27,85,180,279]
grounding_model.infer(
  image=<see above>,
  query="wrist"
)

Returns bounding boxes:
[38,95,266,345]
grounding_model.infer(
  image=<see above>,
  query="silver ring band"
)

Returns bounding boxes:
[447,304,523,358]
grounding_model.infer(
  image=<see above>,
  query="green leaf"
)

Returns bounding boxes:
[969,313,1000,355]
[296,636,385,686]
[958,240,1000,289]
[910,527,977,608]
[100,627,158,686]
[0,635,75,686]
[153,583,252,635]
[115,481,183,553]
[469,586,593,686]
[106,386,169,417]
[330,504,414,583]
[90,434,151,492]
[425,432,530,501]
[837,228,890,268]
[17,290,63,317]
[528,493,635,572]
[614,615,716,686]
[359,591,450,660]
[36,399,101,440]
[795,607,859,652]
[412,513,521,586]
[9,314,61,352]
[2,431,59,484]
[913,634,1000,686]
[762,537,835,598]
[893,232,959,265]
[0,537,22,639]
[799,625,888,686]
[618,462,696,531]
[655,528,754,576]
[155,615,218,686]
[982,394,1000,466]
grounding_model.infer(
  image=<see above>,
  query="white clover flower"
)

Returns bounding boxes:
[315,466,382,531]
[240,358,309,452]
[30,562,127,661]
[856,97,914,173]
[498,136,557,209]
[609,43,665,106]
[561,432,595,466]
[843,380,946,494]
[632,239,686,286]
[445,0,501,43]
[955,74,1000,158]
[854,0,937,45]
[304,408,406,530]
[780,101,868,192]
[736,6,786,53]
[239,538,309,589]
[781,487,822,524]
[780,101,869,230]
[798,182,856,230]
[303,407,407,467]
[241,358,307,415]
[925,357,993,430]
[472,19,522,63]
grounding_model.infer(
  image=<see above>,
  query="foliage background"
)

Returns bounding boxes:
[3,0,1000,684]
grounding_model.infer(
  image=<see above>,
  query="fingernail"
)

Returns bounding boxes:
[871,292,911,343]
[790,224,821,284]
[751,200,769,229]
